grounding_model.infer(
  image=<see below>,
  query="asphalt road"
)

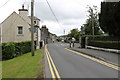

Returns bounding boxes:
[71,43,119,65]
[45,42,119,79]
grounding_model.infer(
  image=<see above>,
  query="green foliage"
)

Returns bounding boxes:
[56,38,62,42]
[91,40,120,43]
[15,41,31,56]
[2,42,15,59]
[88,40,120,50]
[83,6,101,35]
[81,35,109,37]
[87,36,120,49]
[2,41,31,60]
[67,28,80,41]
[99,2,120,37]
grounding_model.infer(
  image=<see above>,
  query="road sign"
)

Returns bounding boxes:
[41,35,44,38]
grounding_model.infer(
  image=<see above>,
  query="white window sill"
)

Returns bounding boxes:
[17,34,24,36]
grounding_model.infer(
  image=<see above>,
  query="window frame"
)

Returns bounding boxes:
[17,26,23,35]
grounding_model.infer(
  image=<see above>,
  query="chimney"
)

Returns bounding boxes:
[18,5,28,18]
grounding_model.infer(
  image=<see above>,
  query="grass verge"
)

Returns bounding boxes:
[2,49,44,78]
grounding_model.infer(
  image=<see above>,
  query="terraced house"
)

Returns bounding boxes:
[0,5,41,49]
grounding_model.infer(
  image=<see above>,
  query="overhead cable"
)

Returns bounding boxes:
[45,0,61,26]
[0,0,11,9]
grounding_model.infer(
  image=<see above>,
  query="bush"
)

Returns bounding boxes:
[81,35,109,38]
[56,38,62,42]
[2,41,31,60]
[15,41,31,56]
[87,36,120,50]
[88,40,120,50]
[79,35,107,48]
[2,42,15,60]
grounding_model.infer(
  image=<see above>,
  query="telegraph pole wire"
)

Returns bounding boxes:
[0,0,11,9]
[45,0,61,26]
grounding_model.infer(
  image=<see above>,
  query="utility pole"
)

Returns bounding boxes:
[31,0,34,56]
[64,29,65,41]
[91,9,94,38]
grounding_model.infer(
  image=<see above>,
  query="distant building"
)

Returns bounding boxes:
[0,5,41,49]
[49,33,57,43]
[41,25,49,44]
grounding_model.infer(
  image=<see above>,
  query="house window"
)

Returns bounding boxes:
[18,26,23,34]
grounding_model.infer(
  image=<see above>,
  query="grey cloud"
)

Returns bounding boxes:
[34,0,103,35]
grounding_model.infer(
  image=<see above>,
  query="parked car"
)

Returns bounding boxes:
[61,40,64,43]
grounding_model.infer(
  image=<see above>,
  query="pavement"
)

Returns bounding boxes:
[68,43,119,66]
[87,46,120,54]
[44,42,119,79]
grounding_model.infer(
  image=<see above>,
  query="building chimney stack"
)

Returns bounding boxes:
[18,5,28,18]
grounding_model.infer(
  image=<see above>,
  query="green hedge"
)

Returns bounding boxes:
[80,35,109,37]
[56,38,62,42]
[88,40,120,50]
[87,36,120,50]
[2,41,31,60]
[2,42,15,60]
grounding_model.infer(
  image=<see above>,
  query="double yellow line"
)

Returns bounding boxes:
[45,45,61,80]
[65,48,120,71]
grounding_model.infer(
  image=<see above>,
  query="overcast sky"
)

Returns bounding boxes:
[0,0,105,36]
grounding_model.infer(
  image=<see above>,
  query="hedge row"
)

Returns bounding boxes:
[80,35,109,38]
[2,41,31,60]
[88,40,120,50]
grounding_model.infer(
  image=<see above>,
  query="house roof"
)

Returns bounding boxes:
[1,9,40,27]
[1,11,31,26]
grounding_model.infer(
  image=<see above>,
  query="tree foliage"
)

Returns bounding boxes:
[67,29,80,41]
[99,2,120,37]
[2,41,31,60]
[83,6,102,35]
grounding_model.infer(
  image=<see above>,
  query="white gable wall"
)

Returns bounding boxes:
[1,12,31,43]
[2,12,17,43]
[14,15,31,42]
[1,10,41,49]
[19,11,31,24]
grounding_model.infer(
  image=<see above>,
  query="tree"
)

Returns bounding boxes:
[67,29,80,41]
[83,5,101,35]
[99,2,120,37]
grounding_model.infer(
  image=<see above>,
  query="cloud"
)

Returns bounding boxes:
[0,0,103,36]
[35,0,103,36]
[0,0,29,22]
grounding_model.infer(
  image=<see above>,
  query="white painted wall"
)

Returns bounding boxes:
[1,12,31,43]
[1,8,41,45]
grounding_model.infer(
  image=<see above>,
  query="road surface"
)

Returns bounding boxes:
[44,42,119,79]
